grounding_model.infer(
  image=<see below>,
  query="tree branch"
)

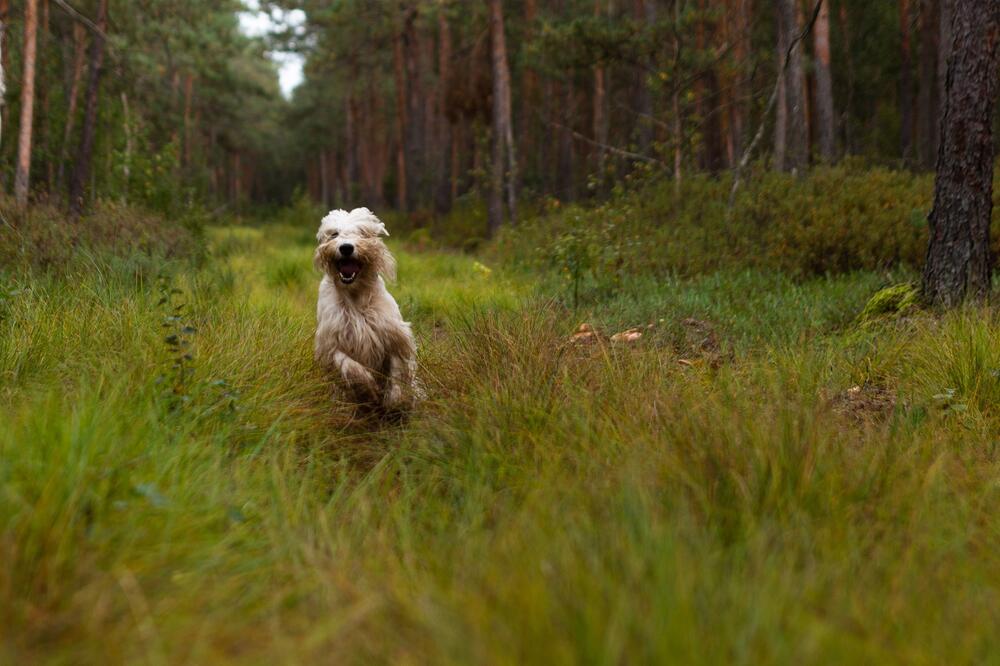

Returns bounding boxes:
[540,114,666,166]
[52,0,109,41]
[727,0,825,213]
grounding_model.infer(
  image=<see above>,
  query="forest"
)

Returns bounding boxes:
[4,0,1000,662]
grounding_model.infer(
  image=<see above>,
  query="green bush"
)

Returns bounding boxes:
[0,198,202,276]
[493,162,964,284]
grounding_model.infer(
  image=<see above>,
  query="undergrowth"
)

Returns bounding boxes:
[4,180,1000,663]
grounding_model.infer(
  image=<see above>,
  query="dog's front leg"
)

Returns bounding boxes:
[333,350,378,399]
[383,354,415,408]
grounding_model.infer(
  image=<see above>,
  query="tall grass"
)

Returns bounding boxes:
[3,203,1000,663]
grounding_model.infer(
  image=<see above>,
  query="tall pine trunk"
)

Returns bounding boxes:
[899,0,915,163]
[0,0,8,160]
[392,20,409,211]
[813,0,835,161]
[68,0,108,217]
[488,0,515,236]
[58,22,86,190]
[917,0,940,169]
[778,0,808,172]
[921,0,1000,307]
[14,0,38,207]
[773,0,788,171]
[593,0,608,185]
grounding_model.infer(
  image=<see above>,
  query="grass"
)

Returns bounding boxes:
[4,210,1000,663]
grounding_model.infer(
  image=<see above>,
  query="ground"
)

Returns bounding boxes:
[3,215,1000,663]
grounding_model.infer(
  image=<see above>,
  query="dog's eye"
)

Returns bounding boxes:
[327,231,338,239]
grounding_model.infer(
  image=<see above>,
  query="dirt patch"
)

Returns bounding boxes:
[828,384,897,424]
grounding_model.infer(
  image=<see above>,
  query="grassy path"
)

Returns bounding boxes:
[3,222,1000,663]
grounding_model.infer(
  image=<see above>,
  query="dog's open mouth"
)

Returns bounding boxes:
[336,258,363,284]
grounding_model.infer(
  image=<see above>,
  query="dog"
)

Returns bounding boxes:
[313,207,420,409]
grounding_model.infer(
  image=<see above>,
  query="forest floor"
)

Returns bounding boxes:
[4,212,1000,663]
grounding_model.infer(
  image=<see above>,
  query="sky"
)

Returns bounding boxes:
[238,1,306,98]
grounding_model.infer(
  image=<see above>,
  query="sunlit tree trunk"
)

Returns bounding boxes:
[69,0,108,216]
[922,0,1000,307]
[813,0,835,161]
[14,0,38,207]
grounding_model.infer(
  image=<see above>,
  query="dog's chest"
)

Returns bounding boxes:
[322,303,390,364]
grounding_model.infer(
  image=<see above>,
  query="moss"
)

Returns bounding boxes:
[858,282,920,325]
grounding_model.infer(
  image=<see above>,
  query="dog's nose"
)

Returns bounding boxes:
[339,243,354,256]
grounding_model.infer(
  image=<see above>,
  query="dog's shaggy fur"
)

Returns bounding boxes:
[313,208,420,409]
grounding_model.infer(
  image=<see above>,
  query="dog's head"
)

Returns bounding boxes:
[313,207,396,288]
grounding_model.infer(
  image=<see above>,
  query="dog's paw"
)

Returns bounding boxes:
[383,382,408,410]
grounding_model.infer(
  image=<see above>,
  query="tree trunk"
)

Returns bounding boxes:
[778,0,808,172]
[728,0,751,162]
[634,0,655,157]
[436,4,453,212]
[921,0,1000,307]
[392,20,409,211]
[68,0,108,217]
[0,0,8,160]
[900,0,915,163]
[917,0,940,169]
[593,0,608,184]
[488,0,516,236]
[774,0,788,171]
[14,0,38,207]
[182,72,194,168]
[58,21,86,190]
[813,0,835,161]
[937,0,952,146]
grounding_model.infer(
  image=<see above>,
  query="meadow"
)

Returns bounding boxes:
[3,174,1000,663]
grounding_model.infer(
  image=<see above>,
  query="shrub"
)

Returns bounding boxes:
[492,162,964,286]
[0,198,201,275]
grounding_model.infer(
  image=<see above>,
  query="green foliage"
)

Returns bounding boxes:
[497,164,942,304]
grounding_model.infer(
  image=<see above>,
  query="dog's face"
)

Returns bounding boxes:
[314,208,395,289]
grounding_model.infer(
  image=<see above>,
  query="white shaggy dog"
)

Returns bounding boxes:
[313,208,419,409]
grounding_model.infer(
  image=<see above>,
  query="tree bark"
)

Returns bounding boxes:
[68,0,108,217]
[488,0,516,235]
[593,0,609,184]
[634,0,656,157]
[58,21,86,190]
[921,0,1000,307]
[773,0,788,171]
[14,0,38,207]
[900,0,915,163]
[392,18,409,211]
[436,3,453,212]
[778,0,808,172]
[813,0,835,161]
[917,0,940,169]
[0,0,8,160]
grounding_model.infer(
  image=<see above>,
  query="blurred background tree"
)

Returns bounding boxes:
[0,0,984,230]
